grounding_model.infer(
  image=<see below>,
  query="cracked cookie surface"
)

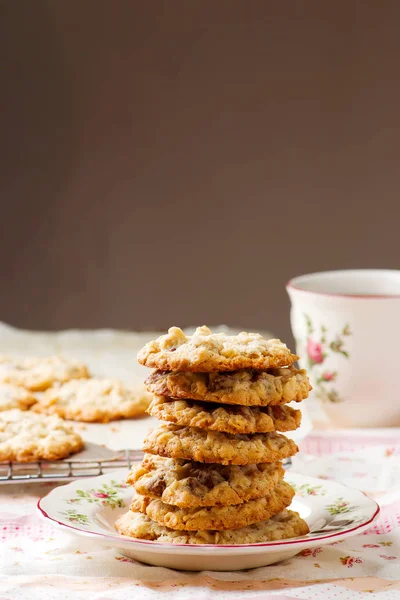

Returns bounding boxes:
[0,409,84,462]
[143,423,298,465]
[131,481,294,530]
[0,356,89,391]
[33,377,151,422]
[128,454,285,507]
[0,383,37,411]
[115,508,309,544]
[145,366,310,406]
[147,395,301,434]
[138,326,298,372]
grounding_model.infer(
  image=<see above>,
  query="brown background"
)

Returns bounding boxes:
[1,1,400,344]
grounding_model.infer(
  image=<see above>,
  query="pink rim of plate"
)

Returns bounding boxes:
[287,269,400,299]
[37,493,380,550]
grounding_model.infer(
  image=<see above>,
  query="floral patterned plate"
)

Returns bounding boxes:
[37,470,379,571]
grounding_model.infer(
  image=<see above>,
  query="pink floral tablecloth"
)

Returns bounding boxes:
[1,429,400,600]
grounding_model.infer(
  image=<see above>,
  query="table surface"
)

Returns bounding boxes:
[1,427,400,600]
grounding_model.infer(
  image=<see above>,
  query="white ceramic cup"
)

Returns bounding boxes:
[287,269,400,428]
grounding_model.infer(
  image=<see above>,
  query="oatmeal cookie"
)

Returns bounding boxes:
[0,356,89,391]
[0,383,37,411]
[147,395,301,434]
[131,480,294,530]
[143,423,298,465]
[115,508,309,544]
[138,326,298,372]
[33,377,151,423]
[145,366,310,406]
[128,454,285,507]
[0,409,84,462]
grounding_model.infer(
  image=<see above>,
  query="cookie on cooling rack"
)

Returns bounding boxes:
[0,409,84,462]
[0,356,89,391]
[0,383,37,411]
[33,377,151,422]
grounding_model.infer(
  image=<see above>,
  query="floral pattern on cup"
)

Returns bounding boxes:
[304,314,352,403]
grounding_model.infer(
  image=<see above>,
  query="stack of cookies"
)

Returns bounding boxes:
[116,326,311,544]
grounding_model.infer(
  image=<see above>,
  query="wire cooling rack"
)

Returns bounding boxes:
[0,453,292,485]
[0,449,144,484]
